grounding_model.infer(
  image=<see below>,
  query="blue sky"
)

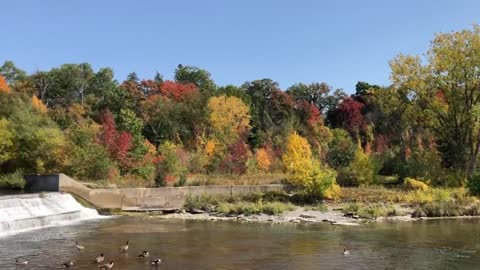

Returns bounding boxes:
[2,1,479,93]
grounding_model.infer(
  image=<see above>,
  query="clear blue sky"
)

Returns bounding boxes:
[2,1,479,93]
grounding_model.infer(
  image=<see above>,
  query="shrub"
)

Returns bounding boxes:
[336,145,375,186]
[342,202,396,219]
[289,165,339,200]
[421,201,461,217]
[403,177,429,191]
[261,201,295,215]
[184,193,221,212]
[0,170,25,190]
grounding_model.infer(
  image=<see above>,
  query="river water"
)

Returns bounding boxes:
[1,217,480,269]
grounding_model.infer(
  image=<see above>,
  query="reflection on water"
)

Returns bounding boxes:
[1,217,480,269]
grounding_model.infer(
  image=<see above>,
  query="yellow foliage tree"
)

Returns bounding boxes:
[32,95,48,113]
[255,148,271,172]
[0,75,10,93]
[208,95,251,145]
[204,139,217,158]
[282,132,340,199]
[282,133,313,173]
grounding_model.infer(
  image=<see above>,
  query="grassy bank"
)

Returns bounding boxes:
[184,192,295,216]
[183,186,480,219]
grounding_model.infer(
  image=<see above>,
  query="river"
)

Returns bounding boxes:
[1,217,480,269]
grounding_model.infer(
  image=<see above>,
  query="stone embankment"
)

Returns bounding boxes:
[24,174,284,211]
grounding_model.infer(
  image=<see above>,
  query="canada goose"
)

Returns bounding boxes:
[343,247,350,255]
[119,240,129,252]
[15,259,29,265]
[138,250,149,258]
[95,253,105,263]
[75,241,85,251]
[62,260,74,268]
[99,261,114,269]
[150,258,162,265]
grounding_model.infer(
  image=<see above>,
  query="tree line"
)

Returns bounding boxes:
[1,25,480,196]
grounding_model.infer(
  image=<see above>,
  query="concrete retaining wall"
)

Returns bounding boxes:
[24,174,60,192]
[24,174,285,211]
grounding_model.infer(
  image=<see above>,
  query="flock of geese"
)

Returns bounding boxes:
[15,240,162,269]
[14,241,350,268]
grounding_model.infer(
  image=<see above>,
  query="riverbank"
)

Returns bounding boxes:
[120,186,480,225]
[124,203,418,225]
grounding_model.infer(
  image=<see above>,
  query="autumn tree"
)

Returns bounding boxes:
[174,64,216,94]
[0,75,10,93]
[243,79,296,147]
[208,95,251,145]
[282,132,339,199]
[99,110,133,169]
[329,97,365,139]
[388,25,480,177]
[160,81,199,101]
[255,148,272,172]
[32,96,47,113]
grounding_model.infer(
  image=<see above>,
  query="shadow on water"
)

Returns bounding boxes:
[1,217,480,269]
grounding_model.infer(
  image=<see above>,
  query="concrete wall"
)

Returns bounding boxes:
[24,174,60,192]
[25,174,285,211]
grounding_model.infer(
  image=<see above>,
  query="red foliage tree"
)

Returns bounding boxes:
[116,131,133,167]
[298,100,322,127]
[331,97,365,138]
[99,110,117,151]
[99,110,133,168]
[224,139,250,174]
[160,80,198,102]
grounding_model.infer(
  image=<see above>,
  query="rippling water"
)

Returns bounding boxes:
[1,217,480,269]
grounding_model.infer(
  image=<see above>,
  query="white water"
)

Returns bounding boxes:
[0,193,101,237]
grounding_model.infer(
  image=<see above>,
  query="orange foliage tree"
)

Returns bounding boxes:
[0,75,10,93]
[255,148,271,172]
[32,96,48,113]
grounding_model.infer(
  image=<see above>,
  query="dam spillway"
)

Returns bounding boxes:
[0,192,101,237]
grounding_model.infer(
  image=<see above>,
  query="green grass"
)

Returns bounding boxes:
[183,191,295,216]
[342,202,397,219]
[216,201,295,216]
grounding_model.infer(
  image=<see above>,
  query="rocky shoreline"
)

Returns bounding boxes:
[137,206,419,225]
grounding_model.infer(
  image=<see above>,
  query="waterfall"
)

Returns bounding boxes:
[0,193,101,237]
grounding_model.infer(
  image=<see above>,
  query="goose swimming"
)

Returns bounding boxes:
[75,241,85,251]
[99,261,114,269]
[62,260,74,268]
[138,250,149,258]
[119,240,129,252]
[150,258,162,265]
[95,253,105,263]
[15,259,29,265]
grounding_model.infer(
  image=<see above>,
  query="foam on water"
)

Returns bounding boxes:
[0,192,102,237]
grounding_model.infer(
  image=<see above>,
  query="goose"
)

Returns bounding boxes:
[95,253,105,263]
[15,259,29,265]
[138,250,149,258]
[343,247,350,255]
[62,260,74,268]
[150,258,162,265]
[75,241,85,251]
[99,261,114,269]
[119,240,129,252]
